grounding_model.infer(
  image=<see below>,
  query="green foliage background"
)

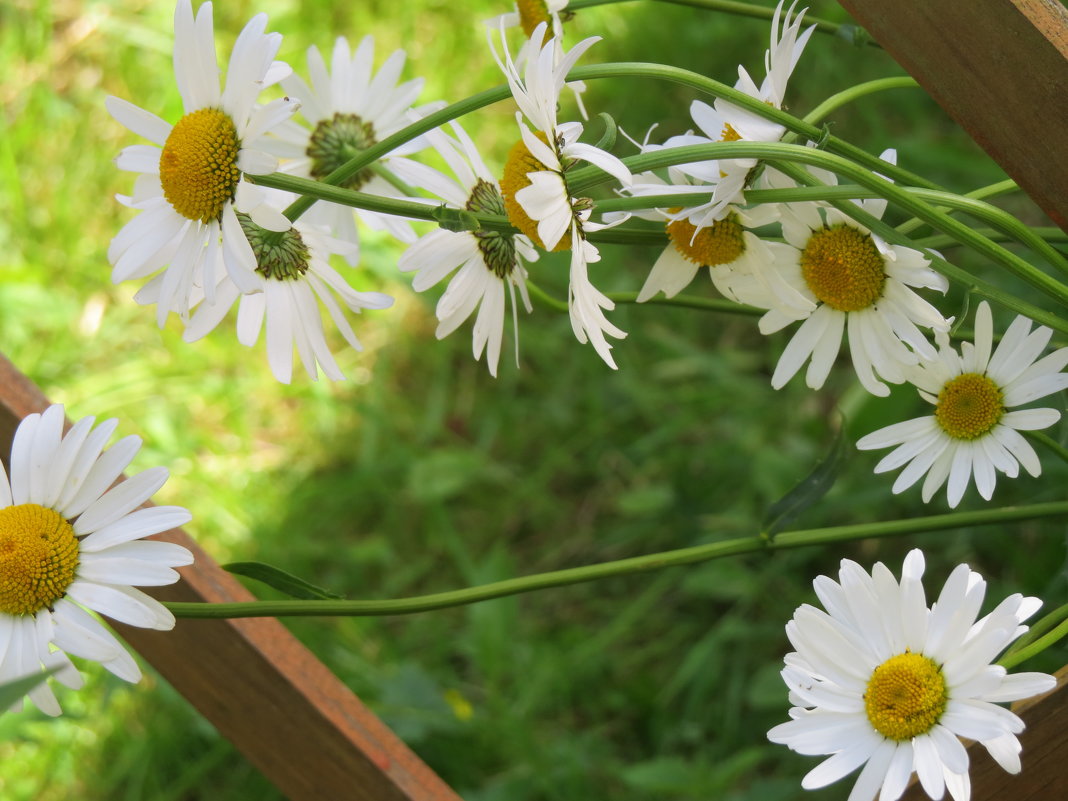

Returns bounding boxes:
[0,1,1065,799]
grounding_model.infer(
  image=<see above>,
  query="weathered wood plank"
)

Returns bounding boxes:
[836,0,1068,231]
[902,666,1068,800]
[0,352,462,801]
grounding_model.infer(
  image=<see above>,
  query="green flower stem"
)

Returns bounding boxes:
[527,279,760,316]
[1024,431,1068,467]
[999,611,1068,670]
[525,281,569,313]
[370,163,419,197]
[165,502,1068,619]
[896,179,1021,237]
[797,77,920,130]
[587,227,668,245]
[600,186,1065,274]
[567,0,880,47]
[280,83,515,222]
[916,228,1068,250]
[567,142,1068,326]
[1001,602,1068,665]
[567,63,943,191]
[607,290,761,314]
[277,62,942,225]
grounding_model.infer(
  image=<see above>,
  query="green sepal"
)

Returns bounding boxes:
[432,204,481,233]
[223,562,344,601]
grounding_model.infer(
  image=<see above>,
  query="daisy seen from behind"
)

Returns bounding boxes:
[856,301,1068,507]
[624,168,812,316]
[0,405,193,716]
[492,21,633,368]
[661,0,815,228]
[179,191,394,384]
[397,122,537,377]
[751,152,951,396]
[769,549,1056,801]
[264,35,439,263]
[107,0,299,325]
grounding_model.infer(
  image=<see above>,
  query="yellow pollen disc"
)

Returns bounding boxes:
[0,504,80,616]
[800,224,886,312]
[500,133,571,252]
[935,373,1004,440]
[720,123,742,143]
[517,0,553,39]
[666,209,745,267]
[864,652,947,741]
[159,107,241,223]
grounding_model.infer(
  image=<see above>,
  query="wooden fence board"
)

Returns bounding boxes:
[836,0,1068,231]
[0,352,462,801]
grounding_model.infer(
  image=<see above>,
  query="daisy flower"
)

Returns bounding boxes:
[492,21,633,368]
[107,0,299,325]
[748,152,951,396]
[397,123,537,377]
[856,301,1068,507]
[661,0,815,228]
[263,35,438,263]
[0,405,193,716]
[487,1,588,118]
[178,194,394,384]
[769,549,1056,801]
[623,168,812,315]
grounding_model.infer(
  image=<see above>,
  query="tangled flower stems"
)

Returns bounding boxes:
[793,76,921,131]
[273,60,935,226]
[162,502,1068,619]
[568,141,1068,330]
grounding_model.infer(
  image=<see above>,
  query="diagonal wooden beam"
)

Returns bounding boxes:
[836,0,1068,232]
[902,667,1068,800]
[0,351,463,801]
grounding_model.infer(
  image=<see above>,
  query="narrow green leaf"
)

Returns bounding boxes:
[223,562,344,601]
[762,427,847,536]
[592,112,618,152]
[0,668,58,709]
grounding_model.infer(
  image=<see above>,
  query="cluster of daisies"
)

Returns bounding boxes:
[106,1,1068,512]
[82,3,1066,794]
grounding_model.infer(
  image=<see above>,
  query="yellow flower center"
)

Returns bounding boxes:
[666,209,745,266]
[500,133,571,252]
[800,224,886,312]
[935,373,1005,440]
[864,652,947,741]
[0,504,80,616]
[517,0,553,39]
[720,123,742,142]
[159,107,241,223]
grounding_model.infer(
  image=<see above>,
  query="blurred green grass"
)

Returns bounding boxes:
[0,1,1065,799]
